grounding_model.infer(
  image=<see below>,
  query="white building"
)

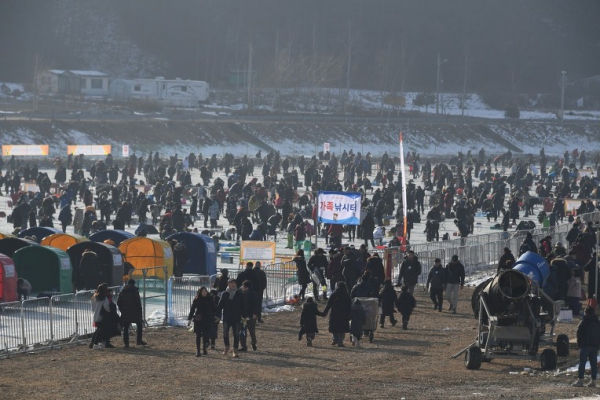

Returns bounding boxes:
[37,70,109,97]
[109,77,209,107]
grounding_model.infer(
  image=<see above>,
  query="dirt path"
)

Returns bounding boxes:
[0,288,591,399]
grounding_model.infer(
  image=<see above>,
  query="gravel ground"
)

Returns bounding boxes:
[0,288,591,400]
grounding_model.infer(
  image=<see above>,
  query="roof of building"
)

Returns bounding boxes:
[48,70,108,77]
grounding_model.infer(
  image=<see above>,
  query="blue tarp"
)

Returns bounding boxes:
[89,229,135,246]
[166,232,216,275]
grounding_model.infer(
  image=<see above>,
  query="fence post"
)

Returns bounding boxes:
[49,296,55,349]
[142,269,148,322]
[163,267,168,325]
[20,301,26,353]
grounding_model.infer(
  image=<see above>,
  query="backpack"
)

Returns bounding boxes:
[586,321,600,348]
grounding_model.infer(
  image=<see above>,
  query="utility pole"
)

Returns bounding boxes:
[560,70,567,123]
[247,42,253,113]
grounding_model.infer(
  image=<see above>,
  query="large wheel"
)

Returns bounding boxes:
[540,348,557,371]
[465,346,482,370]
[556,334,569,357]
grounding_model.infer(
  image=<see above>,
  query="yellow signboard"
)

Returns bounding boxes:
[239,241,276,265]
[2,145,49,156]
[67,145,111,156]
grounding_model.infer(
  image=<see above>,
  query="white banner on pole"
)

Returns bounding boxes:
[122,145,130,157]
[317,191,361,225]
[324,143,330,153]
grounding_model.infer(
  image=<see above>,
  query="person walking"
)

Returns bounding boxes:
[445,255,465,314]
[252,262,267,323]
[117,279,147,348]
[426,258,446,312]
[294,249,312,301]
[572,306,599,387]
[397,285,416,330]
[350,298,366,348]
[90,283,111,349]
[397,250,422,294]
[187,287,216,356]
[217,279,245,358]
[323,281,352,347]
[378,278,398,328]
[298,297,325,346]
[239,280,259,352]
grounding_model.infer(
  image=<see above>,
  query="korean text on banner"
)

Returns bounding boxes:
[317,191,361,225]
[3,145,49,156]
[67,145,111,156]
[240,241,276,265]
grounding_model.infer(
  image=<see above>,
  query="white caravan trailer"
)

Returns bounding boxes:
[129,77,209,107]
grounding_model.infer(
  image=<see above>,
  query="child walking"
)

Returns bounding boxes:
[350,298,366,348]
[378,279,398,328]
[299,297,325,346]
[397,285,416,330]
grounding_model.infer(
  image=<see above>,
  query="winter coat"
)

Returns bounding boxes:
[567,277,582,299]
[242,288,261,318]
[379,283,398,316]
[236,267,260,291]
[300,301,325,333]
[327,253,344,281]
[576,313,600,348]
[398,256,422,286]
[188,294,216,334]
[497,251,516,272]
[350,278,378,298]
[213,273,229,292]
[58,205,72,226]
[365,256,385,286]
[323,287,352,333]
[445,261,465,286]
[341,254,359,286]
[397,291,416,317]
[294,256,311,286]
[117,284,143,324]
[426,266,447,290]
[217,289,245,325]
[252,267,267,293]
[350,301,366,338]
[79,251,103,290]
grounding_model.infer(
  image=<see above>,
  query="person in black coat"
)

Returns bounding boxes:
[323,281,352,347]
[187,287,217,356]
[350,271,378,298]
[79,250,103,290]
[497,247,516,272]
[341,247,359,293]
[117,279,147,348]
[217,279,246,357]
[252,262,267,323]
[308,248,329,301]
[240,280,260,351]
[397,250,422,294]
[350,298,366,347]
[299,297,325,346]
[379,279,398,327]
[397,285,416,330]
[236,262,260,294]
[294,250,312,301]
[213,268,230,294]
[572,306,599,387]
[426,259,446,312]
[365,254,385,288]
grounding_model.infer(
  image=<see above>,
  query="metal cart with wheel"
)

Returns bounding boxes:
[356,297,379,343]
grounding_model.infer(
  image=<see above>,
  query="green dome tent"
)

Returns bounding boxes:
[13,246,73,294]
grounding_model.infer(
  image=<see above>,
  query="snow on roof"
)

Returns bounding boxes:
[48,70,108,77]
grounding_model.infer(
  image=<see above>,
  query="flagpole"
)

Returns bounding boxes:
[399,132,408,241]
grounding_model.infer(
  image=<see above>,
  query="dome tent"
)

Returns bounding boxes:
[41,233,89,251]
[13,246,72,294]
[118,237,173,279]
[67,242,124,290]
[89,229,135,246]
[166,232,216,276]
[18,227,63,243]
[0,237,39,258]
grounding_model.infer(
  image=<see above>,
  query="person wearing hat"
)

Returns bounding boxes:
[497,247,516,273]
[444,255,465,314]
[397,250,421,294]
[117,279,147,348]
[572,306,599,387]
[519,232,538,256]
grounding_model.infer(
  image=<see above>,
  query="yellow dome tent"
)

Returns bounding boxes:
[118,237,173,278]
[41,233,89,251]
